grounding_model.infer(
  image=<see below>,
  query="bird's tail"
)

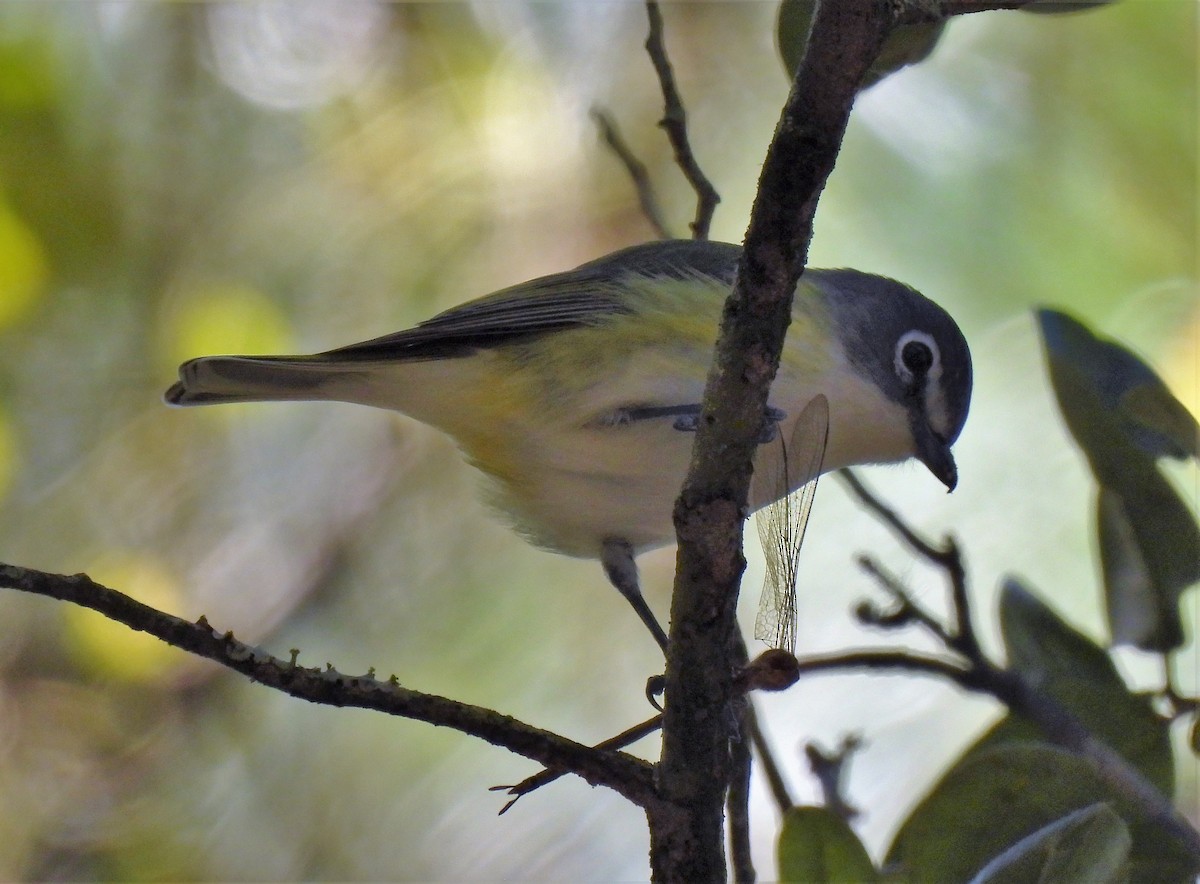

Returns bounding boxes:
[165,355,362,406]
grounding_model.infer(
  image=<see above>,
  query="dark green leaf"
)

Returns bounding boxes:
[1021,1,1118,14]
[989,579,1172,791]
[776,1,947,88]
[778,805,878,884]
[971,680,1173,798]
[1120,385,1199,460]
[886,744,1116,884]
[1097,485,1196,651]
[1037,309,1199,651]
[999,578,1123,688]
[775,0,816,80]
[1038,308,1197,463]
[966,803,1130,884]
[861,22,947,89]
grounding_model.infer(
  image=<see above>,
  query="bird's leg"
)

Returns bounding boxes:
[600,538,668,653]
[670,404,786,443]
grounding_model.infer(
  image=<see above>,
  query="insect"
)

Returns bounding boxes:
[750,394,829,671]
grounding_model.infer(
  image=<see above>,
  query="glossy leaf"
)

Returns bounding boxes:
[778,805,878,884]
[971,681,1173,797]
[992,579,1173,794]
[1021,1,1117,14]
[886,744,1117,884]
[966,803,1130,884]
[1038,308,1197,464]
[1038,309,1199,651]
[999,578,1123,688]
[1100,477,1198,651]
[776,0,947,88]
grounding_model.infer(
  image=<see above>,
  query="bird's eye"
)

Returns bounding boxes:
[894,330,940,385]
[902,340,933,375]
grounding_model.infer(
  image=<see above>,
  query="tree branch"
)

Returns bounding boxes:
[0,563,658,809]
[655,4,896,879]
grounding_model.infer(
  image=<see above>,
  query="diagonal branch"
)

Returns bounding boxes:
[0,562,658,809]
[655,4,897,880]
[590,107,674,240]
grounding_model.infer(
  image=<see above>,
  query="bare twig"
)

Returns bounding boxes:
[840,469,978,657]
[838,468,949,562]
[0,563,658,809]
[805,735,863,822]
[856,555,957,646]
[590,107,674,240]
[838,484,1200,865]
[746,709,795,813]
[491,714,663,812]
[644,1,719,239]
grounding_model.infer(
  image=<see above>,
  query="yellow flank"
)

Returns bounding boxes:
[415,271,840,555]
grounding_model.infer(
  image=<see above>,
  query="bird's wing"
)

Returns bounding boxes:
[322,240,741,362]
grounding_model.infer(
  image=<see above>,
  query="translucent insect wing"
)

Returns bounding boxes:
[752,394,829,654]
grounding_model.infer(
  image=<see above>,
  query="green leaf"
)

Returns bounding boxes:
[1097,485,1197,651]
[966,803,1130,884]
[1120,384,1199,460]
[886,744,1117,884]
[861,21,946,89]
[971,681,1173,798]
[776,1,947,88]
[999,578,1123,688]
[992,579,1173,794]
[1037,309,1199,651]
[778,805,878,884]
[775,0,816,80]
[1020,1,1118,14]
[1038,308,1197,464]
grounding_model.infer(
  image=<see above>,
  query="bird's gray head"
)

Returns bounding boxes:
[812,269,973,490]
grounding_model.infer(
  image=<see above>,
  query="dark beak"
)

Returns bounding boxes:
[912,419,958,491]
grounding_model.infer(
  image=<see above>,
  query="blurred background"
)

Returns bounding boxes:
[0,2,1194,879]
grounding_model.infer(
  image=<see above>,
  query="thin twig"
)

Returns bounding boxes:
[793,649,974,686]
[838,469,950,563]
[746,708,794,813]
[644,0,719,239]
[590,107,673,240]
[804,735,862,822]
[728,695,755,884]
[0,562,658,809]
[727,629,756,883]
[856,554,958,647]
[839,480,1200,865]
[840,469,978,656]
[492,714,664,812]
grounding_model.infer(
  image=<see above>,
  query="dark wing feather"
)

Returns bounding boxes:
[322,240,741,362]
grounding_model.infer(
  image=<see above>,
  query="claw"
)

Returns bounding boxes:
[645,674,665,711]
[758,406,787,444]
[672,414,700,433]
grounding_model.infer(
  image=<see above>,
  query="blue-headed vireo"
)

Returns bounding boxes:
[166,240,973,649]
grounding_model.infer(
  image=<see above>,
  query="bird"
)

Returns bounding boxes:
[166,239,973,651]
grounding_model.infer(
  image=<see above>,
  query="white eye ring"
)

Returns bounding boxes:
[894,330,941,384]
